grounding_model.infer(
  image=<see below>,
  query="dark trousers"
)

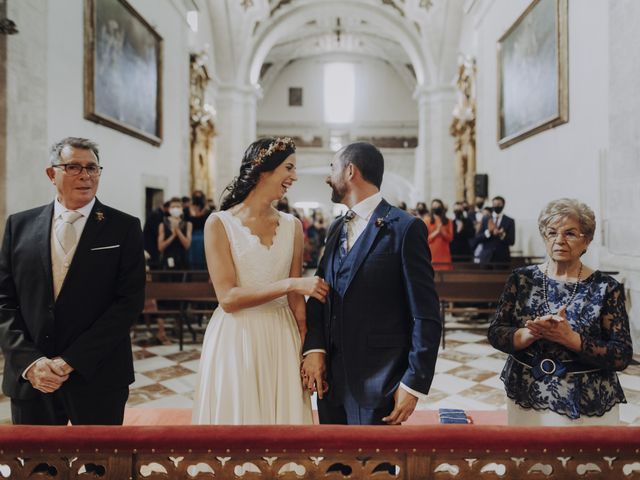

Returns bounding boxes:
[11,386,129,425]
[318,351,394,425]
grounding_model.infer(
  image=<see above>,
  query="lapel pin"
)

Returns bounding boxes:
[95,211,104,222]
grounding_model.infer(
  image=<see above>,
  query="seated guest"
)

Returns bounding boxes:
[158,197,192,270]
[488,198,632,425]
[425,199,453,270]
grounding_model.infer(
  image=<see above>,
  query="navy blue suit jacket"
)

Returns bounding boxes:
[304,199,442,408]
[474,214,515,264]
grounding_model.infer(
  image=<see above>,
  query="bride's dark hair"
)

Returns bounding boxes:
[220,137,296,211]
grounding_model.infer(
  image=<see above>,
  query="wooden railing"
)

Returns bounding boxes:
[0,425,638,479]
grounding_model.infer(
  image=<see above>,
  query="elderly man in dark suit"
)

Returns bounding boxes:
[301,142,441,425]
[0,137,145,425]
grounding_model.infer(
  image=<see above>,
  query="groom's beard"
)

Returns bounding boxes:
[331,188,342,204]
[330,182,345,204]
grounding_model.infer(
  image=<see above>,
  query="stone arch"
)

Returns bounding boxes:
[239,1,436,89]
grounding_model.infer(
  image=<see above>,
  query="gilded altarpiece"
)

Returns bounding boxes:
[189,53,216,198]
[450,57,477,203]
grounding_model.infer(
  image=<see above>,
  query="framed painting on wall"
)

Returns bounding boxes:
[84,0,163,146]
[289,87,303,106]
[497,0,568,149]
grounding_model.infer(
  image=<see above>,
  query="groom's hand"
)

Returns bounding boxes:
[301,352,326,399]
[382,387,418,425]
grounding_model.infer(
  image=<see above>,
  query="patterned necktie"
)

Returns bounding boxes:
[56,210,83,254]
[338,210,356,263]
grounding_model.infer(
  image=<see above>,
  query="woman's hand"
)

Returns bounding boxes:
[513,326,539,350]
[291,276,329,302]
[525,306,582,351]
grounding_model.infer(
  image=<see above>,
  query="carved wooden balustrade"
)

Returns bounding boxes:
[0,425,639,479]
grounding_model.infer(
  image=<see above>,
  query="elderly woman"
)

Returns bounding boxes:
[488,198,632,425]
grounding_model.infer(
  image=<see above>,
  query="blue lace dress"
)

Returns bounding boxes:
[488,265,633,420]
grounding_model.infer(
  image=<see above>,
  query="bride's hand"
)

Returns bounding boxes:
[292,276,329,302]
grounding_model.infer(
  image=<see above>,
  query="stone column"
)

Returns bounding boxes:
[212,84,260,203]
[413,85,457,205]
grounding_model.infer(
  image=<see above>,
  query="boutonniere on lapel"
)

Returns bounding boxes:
[375,211,392,228]
[95,211,105,222]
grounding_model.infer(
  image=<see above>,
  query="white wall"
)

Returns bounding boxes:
[5,0,205,221]
[461,0,639,345]
[6,0,50,214]
[257,54,418,126]
[604,0,640,346]
[461,0,608,263]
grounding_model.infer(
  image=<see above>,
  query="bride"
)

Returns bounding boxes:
[192,137,329,424]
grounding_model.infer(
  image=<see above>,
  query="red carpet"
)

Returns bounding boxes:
[123,408,506,425]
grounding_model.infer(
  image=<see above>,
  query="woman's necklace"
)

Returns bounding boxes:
[542,262,582,314]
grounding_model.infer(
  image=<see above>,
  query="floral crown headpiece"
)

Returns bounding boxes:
[252,137,296,167]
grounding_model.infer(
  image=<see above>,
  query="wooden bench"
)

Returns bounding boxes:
[142,274,217,350]
[434,270,510,348]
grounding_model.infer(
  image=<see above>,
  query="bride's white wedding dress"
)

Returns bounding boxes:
[192,210,312,424]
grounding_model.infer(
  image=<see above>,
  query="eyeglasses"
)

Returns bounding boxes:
[544,229,585,242]
[52,163,103,177]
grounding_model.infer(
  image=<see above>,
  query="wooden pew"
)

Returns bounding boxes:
[434,270,510,348]
[142,273,217,350]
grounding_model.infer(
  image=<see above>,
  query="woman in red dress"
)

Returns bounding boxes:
[425,199,453,270]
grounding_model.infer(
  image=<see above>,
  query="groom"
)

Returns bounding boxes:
[302,142,441,425]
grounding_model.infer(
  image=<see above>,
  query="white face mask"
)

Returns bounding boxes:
[169,207,182,218]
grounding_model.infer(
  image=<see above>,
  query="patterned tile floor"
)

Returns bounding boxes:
[2,327,638,425]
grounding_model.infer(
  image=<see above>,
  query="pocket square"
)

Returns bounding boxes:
[90,244,120,251]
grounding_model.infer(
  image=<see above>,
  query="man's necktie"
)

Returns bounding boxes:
[55,211,82,255]
[338,210,356,263]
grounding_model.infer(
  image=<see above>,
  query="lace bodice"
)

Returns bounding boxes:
[215,210,295,308]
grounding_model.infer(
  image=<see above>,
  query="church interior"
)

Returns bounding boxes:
[0,0,639,476]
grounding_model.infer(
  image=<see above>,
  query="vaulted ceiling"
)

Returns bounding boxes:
[202,0,465,92]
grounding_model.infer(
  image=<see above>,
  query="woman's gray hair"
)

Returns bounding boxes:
[537,198,596,242]
[49,137,100,165]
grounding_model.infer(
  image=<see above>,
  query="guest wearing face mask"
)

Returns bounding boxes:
[474,196,515,266]
[450,201,474,260]
[425,199,453,270]
[158,197,193,270]
[472,196,486,230]
[415,202,429,221]
[185,190,211,270]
